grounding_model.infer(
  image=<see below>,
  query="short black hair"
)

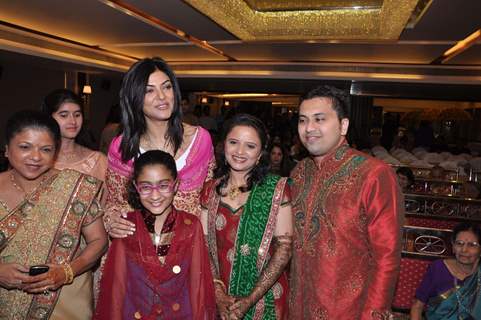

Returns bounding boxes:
[300,85,350,120]
[6,110,61,150]
[396,167,415,187]
[452,222,481,244]
[127,150,177,209]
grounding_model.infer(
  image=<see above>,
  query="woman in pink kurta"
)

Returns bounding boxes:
[103,57,214,238]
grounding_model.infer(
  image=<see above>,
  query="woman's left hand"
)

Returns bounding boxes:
[228,296,253,320]
[22,264,67,293]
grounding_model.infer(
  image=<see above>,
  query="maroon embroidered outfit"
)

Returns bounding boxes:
[289,143,403,319]
[201,179,291,319]
[95,209,216,319]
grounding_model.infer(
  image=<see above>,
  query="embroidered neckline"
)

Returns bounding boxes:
[142,210,176,258]
[219,200,244,214]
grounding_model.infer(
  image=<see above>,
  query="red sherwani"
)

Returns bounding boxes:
[289,143,403,320]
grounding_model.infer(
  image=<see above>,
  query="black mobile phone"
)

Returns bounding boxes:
[29,265,49,276]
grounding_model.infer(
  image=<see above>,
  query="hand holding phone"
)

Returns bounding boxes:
[29,265,49,276]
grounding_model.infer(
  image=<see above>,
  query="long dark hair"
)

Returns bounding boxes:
[215,113,270,195]
[41,88,90,147]
[268,143,292,177]
[119,57,183,162]
[127,150,178,210]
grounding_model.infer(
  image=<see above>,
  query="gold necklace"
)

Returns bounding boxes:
[10,172,25,193]
[226,178,248,200]
[227,185,241,200]
[10,171,50,198]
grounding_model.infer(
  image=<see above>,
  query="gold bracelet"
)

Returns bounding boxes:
[213,278,227,292]
[62,263,74,285]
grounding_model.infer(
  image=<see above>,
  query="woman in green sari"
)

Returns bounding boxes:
[410,222,481,320]
[201,114,293,320]
[0,110,107,319]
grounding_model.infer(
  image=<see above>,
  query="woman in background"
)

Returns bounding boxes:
[99,103,121,155]
[410,222,481,319]
[42,89,107,183]
[268,143,293,177]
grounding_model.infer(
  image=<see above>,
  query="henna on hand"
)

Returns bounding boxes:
[229,235,292,316]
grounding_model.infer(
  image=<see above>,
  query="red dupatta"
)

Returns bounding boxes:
[95,209,216,320]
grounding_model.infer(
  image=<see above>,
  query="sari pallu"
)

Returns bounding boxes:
[94,209,216,320]
[426,268,481,320]
[0,169,103,320]
[205,175,288,320]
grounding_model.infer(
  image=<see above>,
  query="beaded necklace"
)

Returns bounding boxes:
[10,170,50,201]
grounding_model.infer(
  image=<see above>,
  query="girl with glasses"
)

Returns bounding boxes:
[95,150,215,319]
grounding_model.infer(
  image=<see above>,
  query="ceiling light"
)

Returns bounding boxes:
[434,29,481,64]
[82,85,92,94]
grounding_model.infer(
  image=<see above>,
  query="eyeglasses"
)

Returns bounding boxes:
[134,181,176,196]
[453,240,480,248]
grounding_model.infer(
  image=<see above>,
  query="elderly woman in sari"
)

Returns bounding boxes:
[0,110,107,319]
[201,114,293,319]
[103,57,214,238]
[410,222,481,320]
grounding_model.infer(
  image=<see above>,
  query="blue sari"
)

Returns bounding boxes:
[426,267,481,319]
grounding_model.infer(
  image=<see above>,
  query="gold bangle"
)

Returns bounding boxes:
[213,278,227,292]
[62,263,74,285]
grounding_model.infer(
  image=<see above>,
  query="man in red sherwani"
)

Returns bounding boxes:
[289,85,403,320]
